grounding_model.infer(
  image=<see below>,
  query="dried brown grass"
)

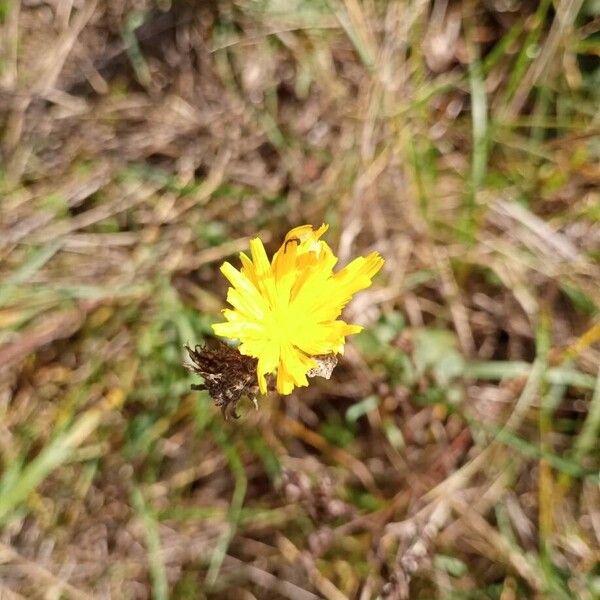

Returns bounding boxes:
[1,0,599,598]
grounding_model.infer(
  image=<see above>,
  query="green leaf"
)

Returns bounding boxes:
[346,395,379,423]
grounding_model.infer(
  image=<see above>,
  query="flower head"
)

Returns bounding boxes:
[212,224,384,395]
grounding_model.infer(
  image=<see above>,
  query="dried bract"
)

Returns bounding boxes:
[185,341,259,419]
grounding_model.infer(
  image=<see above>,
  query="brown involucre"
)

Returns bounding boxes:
[185,340,259,419]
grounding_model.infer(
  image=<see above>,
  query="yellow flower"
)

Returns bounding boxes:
[212,224,384,395]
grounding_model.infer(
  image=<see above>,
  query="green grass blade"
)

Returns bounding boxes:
[131,487,168,600]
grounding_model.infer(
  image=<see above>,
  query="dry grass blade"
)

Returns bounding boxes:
[382,501,450,600]
[0,543,94,600]
[0,0,598,597]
